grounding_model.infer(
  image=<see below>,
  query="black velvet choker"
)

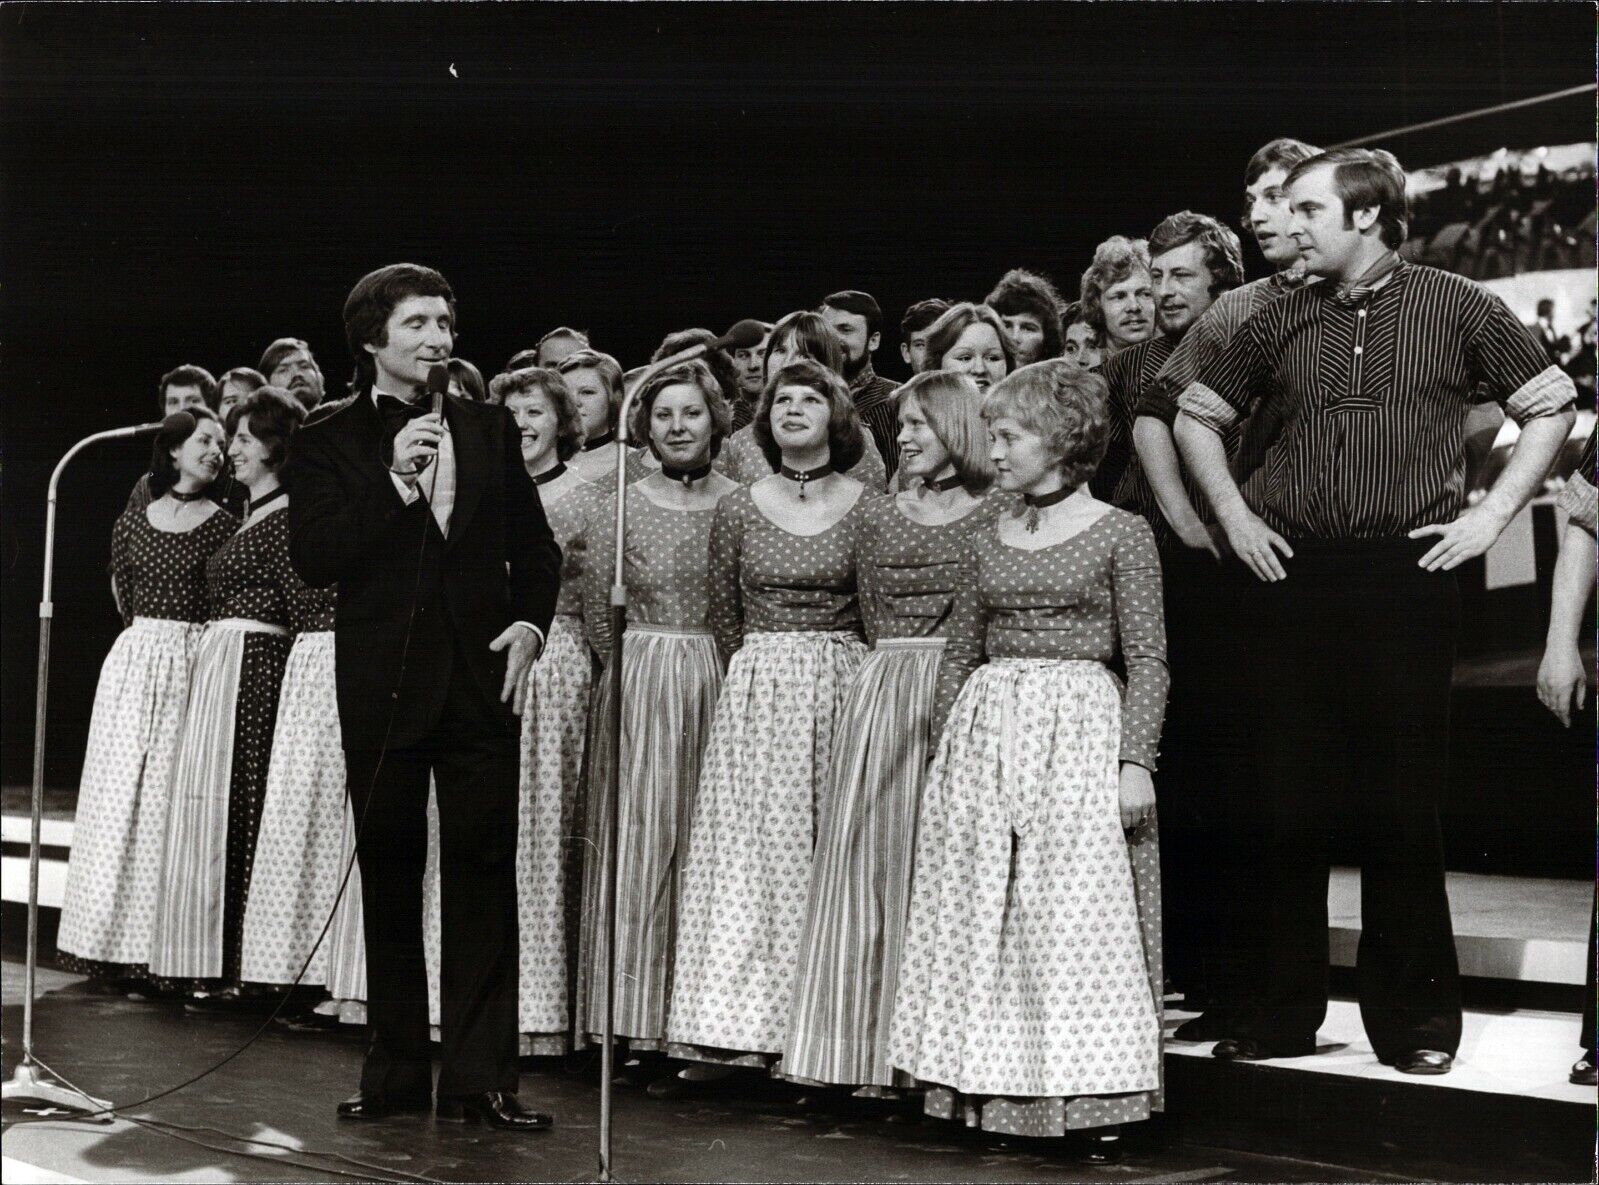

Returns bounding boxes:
[531,462,567,486]
[581,431,615,452]
[924,472,964,494]
[661,461,714,486]
[1020,484,1072,532]
[169,485,208,503]
[779,461,832,499]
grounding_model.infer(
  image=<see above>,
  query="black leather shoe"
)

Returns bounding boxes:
[1173,1010,1238,1043]
[1211,1036,1318,1062]
[337,1091,432,1121]
[1569,1056,1596,1086]
[436,1091,552,1131]
[1075,1127,1123,1165]
[1386,1049,1453,1076]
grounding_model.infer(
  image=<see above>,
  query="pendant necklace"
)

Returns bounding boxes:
[1020,485,1072,533]
[779,461,832,500]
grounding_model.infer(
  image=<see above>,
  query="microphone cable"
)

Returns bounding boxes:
[8,387,458,1183]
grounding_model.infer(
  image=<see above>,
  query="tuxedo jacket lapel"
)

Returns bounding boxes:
[443,395,485,546]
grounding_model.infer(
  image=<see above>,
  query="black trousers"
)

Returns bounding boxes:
[1156,545,1260,1010]
[345,635,520,1100]
[1239,537,1462,1060]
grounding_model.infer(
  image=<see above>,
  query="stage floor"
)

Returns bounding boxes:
[4,961,1429,1185]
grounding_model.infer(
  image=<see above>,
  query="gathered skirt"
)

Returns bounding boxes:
[783,637,944,1088]
[240,632,348,986]
[147,619,291,986]
[889,658,1164,1136]
[575,624,724,1049]
[424,613,592,1053]
[667,629,868,1063]
[58,618,204,975]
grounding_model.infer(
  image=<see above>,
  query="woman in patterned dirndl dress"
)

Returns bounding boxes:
[238,578,347,1000]
[890,361,1168,1163]
[714,311,888,492]
[421,365,598,1055]
[782,372,996,1097]
[573,361,739,1078]
[147,388,309,1003]
[558,349,627,485]
[58,410,236,986]
[661,358,872,1091]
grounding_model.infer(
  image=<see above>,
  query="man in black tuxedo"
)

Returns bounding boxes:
[287,263,562,1130]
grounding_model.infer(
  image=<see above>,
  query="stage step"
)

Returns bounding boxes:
[1329,866,1590,985]
[1164,998,1595,1181]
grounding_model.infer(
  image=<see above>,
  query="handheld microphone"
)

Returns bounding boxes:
[426,362,450,418]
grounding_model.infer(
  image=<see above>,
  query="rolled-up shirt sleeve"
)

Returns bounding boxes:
[1141,307,1227,424]
[1461,287,1578,423]
[1177,317,1270,436]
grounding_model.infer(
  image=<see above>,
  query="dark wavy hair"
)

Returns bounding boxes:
[148,407,224,498]
[490,366,585,462]
[651,329,743,410]
[342,263,457,393]
[1286,147,1410,250]
[920,302,1016,375]
[763,310,846,379]
[1147,210,1246,297]
[225,385,306,471]
[630,359,733,461]
[446,357,487,402]
[985,269,1066,359]
[753,358,865,475]
[982,360,1110,493]
[159,364,219,413]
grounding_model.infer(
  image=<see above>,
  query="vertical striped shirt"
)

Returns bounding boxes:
[1178,260,1576,538]
[1139,268,1313,486]
[1092,333,1174,539]
[850,361,902,477]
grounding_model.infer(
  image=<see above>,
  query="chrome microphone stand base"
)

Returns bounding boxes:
[3,1060,113,1120]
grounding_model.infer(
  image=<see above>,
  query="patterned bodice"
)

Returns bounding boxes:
[205,507,300,629]
[856,494,996,645]
[110,504,238,626]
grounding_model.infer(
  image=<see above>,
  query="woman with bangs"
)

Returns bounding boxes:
[558,348,628,484]
[58,409,238,991]
[919,302,1015,396]
[574,359,740,1082]
[147,388,307,1005]
[624,329,747,483]
[714,311,889,491]
[415,365,599,1056]
[783,370,997,1101]
[660,358,873,1094]
[890,360,1167,1163]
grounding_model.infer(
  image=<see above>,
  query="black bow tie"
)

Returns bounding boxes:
[376,393,430,436]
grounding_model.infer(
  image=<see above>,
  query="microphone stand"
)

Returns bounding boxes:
[4,424,158,1118]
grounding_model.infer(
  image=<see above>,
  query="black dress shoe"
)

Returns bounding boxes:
[436,1091,552,1131]
[1075,1127,1123,1165]
[1212,1037,1315,1062]
[1172,1010,1237,1043]
[1569,1056,1596,1086]
[1385,1049,1453,1076]
[337,1091,432,1121]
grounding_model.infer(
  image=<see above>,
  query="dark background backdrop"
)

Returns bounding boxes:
[2,1,1593,793]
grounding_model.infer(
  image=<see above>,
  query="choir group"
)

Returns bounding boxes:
[52,138,1591,1161]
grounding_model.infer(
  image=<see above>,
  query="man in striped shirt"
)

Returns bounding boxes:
[1175,148,1576,1075]
[821,289,901,476]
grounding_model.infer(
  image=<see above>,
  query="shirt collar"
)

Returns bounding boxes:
[848,360,879,394]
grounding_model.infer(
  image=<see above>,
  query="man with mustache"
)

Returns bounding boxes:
[1129,136,1321,1046]
[260,337,326,411]
[1080,235,1155,359]
[821,289,901,474]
